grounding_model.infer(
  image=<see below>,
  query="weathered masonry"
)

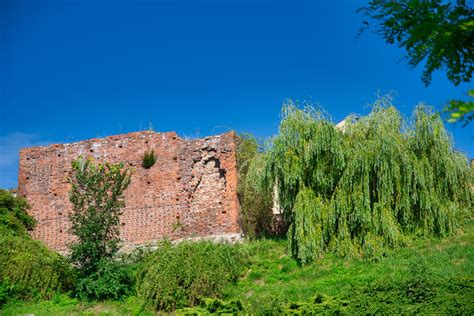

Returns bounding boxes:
[18,131,241,252]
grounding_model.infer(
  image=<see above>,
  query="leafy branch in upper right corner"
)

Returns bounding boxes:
[445,89,474,126]
[358,0,474,126]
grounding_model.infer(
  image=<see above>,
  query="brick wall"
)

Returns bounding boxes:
[18,131,241,252]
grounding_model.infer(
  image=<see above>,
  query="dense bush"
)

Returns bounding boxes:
[176,298,245,314]
[0,234,75,304]
[136,240,244,311]
[236,134,273,237]
[0,190,74,305]
[0,189,35,235]
[74,259,134,301]
[258,97,472,263]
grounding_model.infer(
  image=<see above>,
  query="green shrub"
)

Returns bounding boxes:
[0,279,17,306]
[141,150,157,169]
[75,259,134,301]
[0,190,74,306]
[0,234,75,305]
[137,241,244,311]
[239,157,274,238]
[237,134,274,238]
[176,298,244,314]
[0,189,35,235]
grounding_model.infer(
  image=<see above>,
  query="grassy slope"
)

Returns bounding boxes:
[0,296,156,316]
[2,221,473,315]
[226,220,474,314]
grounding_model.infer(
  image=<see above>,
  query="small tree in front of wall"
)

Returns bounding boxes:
[68,156,133,300]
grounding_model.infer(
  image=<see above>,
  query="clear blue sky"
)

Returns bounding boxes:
[1,0,472,189]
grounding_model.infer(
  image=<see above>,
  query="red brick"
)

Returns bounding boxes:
[18,131,241,252]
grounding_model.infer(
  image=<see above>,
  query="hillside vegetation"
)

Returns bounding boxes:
[1,99,472,314]
[0,190,74,305]
[1,219,473,314]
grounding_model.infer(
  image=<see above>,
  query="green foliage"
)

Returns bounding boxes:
[280,293,350,314]
[263,98,472,263]
[0,234,75,305]
[0,190,73,306]
[0,293,156,315]
[141,150,157,169]
[136,240,244,311]
[278,262,473,314]
[223,220,474,314]
[236,133,259,179]
[288,188,328,264]
[68,156,132,300]
[0,279,16,306]
[176,298,244,315]
[445,88,474,126]
[68,156,131,275]
[0,189,35,235]
[358,0,473,87]
[263,101,345,263]
[74,259,134,301]
[358,1,474,126]
[237,134,274,238]
[3,220,473,313]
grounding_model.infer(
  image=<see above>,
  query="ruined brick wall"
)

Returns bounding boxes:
[18,131,241,252]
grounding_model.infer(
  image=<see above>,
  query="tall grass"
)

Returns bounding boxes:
[136,240,244,311]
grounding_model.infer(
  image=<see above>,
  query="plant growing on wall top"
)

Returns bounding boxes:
[142,150,157,169]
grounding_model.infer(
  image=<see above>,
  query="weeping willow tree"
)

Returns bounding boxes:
[261,97,472,263]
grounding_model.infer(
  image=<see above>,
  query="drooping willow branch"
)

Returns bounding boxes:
[246,97,472,263]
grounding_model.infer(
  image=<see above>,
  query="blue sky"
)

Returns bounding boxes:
[1,0,472,189]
